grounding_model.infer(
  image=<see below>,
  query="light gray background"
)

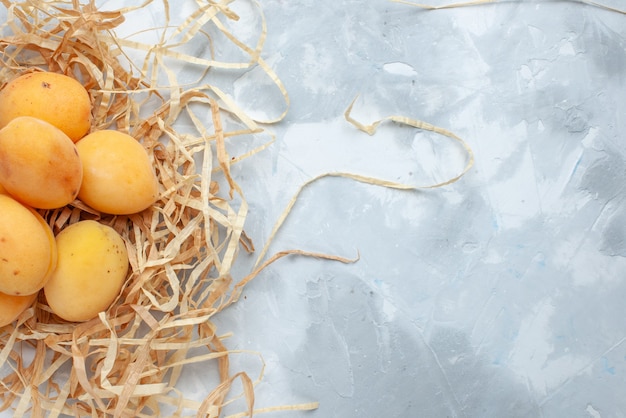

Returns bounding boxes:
[213,1,626,417]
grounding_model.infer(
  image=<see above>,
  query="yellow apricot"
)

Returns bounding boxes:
[0,291,38,328]
[76,130,159,215]
[0,194,57,296]
[0,116,83,209]
[44,220,129,322]
[0,71,92,142]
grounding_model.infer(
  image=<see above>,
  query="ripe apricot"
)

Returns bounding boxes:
[0,71,92,142]
[76,130,159,215]
[0,194,57,296]
[44,220,129,322]
[0,291,38,327]
[0,116,83,209]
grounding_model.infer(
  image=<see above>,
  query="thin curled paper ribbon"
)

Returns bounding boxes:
[253,97,475,269]
[343,96,475,189]
[391,0,625,14]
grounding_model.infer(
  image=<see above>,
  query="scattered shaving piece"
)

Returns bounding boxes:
[254,97,475,270]
[390,0,626,14]
[391,0,496,9]
[242,249,359,300]
[0,1,314,416]
[344,96,475,189]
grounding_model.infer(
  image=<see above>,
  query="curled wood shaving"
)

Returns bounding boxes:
[391,0,496,9]
[254,96,475,270]
[390,0,626,14]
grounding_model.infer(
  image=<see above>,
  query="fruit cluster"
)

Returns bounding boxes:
[0,71,159,325]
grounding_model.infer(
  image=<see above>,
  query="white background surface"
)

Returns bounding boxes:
[210,1,626,417]
[3,0,626,417]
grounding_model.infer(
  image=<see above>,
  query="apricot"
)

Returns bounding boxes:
[44,220,129,322]
[76,130,159,215]
[0,116,83,209]
[0,194,57,296]
[0,71,92,142]
[0,291,38,327]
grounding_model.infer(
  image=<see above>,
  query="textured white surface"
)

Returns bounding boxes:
[210,1,626,417]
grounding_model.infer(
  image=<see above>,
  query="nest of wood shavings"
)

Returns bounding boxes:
[0,0,326,416]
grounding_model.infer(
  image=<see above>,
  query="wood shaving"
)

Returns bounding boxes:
[254,97,475,270]
[390,0,626,14]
